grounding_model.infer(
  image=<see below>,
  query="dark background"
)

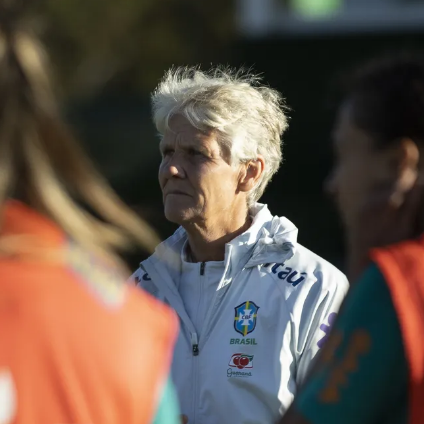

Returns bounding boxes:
[43,0,424,271]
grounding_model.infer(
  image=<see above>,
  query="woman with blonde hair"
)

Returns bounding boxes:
[0,1,179,423]
[133,65,348,424]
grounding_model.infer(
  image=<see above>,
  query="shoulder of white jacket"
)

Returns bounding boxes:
[129,227,186,281]
[139,228,186,274]
[128,270,137,281]
[130,266,160,298]
[154,226,186,256]
[289,242,348,286]
[129,265,148,284]
[262,242,347,290]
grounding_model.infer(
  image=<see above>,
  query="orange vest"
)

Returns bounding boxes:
[371,237,424,424]
[0,201,178,424]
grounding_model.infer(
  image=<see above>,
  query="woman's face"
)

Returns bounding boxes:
[325,102,396,232]
[158,114,245,226]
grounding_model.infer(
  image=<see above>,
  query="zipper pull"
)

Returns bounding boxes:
[191,333,199,356]
[200,262,205,276]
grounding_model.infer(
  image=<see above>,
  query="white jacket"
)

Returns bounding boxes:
[132,204,349,424]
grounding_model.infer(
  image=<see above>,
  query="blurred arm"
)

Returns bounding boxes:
[152,377,181,424]
[278,264,408,424]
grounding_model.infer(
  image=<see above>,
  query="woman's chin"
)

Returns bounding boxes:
[164,206,194,226]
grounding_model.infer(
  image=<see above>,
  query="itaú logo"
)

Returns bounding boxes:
[228,353,254,369]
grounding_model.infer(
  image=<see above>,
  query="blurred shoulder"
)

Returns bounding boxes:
[126,283,178,333]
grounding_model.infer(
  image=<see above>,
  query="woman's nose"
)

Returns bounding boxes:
[161,155,186,179]
[168,164,183,177]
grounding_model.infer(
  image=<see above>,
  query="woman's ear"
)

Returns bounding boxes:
[396,138,420,190]
[238,156,265,193]
[387,138,420,206]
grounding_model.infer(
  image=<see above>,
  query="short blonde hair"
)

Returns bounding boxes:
[152,66,289,205]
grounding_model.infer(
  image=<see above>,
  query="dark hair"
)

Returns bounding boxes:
[0,0,160,259]
[344,52,424,148]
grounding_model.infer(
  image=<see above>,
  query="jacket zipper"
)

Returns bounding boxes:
[192,261,205,423]
[192,340,199,424]
[191,262,204,356]
[191,333,199,356]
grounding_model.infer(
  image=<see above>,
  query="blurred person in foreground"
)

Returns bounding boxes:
[277,54,424,424]
[132,66,349,424]
[0,2,180,424]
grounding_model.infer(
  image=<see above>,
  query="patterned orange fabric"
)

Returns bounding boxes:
[0,201,177,424]
[371,236,424,424]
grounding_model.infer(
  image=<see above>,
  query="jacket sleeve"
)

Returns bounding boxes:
[294,267,349,386]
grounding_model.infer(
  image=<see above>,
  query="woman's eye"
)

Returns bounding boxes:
[162,149,174,157]
[188,148,202,156]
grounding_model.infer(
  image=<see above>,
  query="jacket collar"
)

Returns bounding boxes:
[144,203,298,288]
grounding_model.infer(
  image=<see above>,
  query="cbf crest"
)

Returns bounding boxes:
[234,301,259,336]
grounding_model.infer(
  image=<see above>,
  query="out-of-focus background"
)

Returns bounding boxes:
[41,0,424,270]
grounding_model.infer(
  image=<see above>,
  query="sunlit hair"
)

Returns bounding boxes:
[152,66,289,206]
[0,2,160,262]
